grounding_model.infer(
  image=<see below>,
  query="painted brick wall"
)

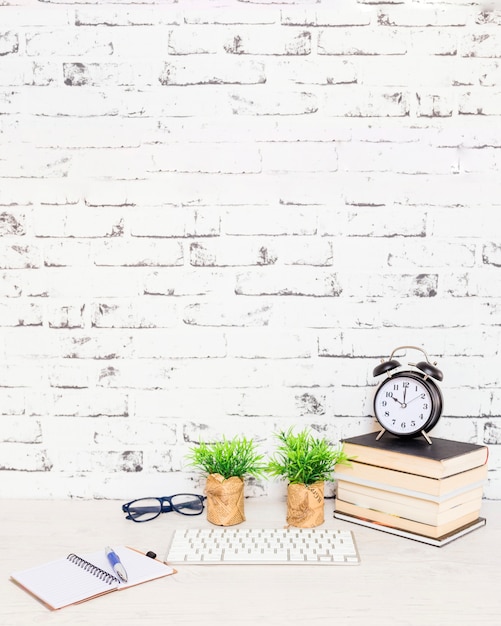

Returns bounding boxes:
[1,0,500,500]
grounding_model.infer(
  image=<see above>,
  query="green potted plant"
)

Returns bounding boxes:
[266,427,351,528]
[187,436,266,526]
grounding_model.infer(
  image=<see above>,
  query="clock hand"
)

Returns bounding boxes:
[391,396,404,407]
[406,394,423,405]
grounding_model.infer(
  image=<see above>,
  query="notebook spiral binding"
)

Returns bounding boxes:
[67,553,120,585]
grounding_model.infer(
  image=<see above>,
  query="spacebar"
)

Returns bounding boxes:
[223,552,288,562]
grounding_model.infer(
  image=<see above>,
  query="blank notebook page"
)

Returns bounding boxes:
[11,556,118,609]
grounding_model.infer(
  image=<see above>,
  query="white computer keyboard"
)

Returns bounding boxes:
[166,527,360,565]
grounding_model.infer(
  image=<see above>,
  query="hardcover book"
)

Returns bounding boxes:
[342,432,488,479]
[334,462,487,499]
[333,509,487,547]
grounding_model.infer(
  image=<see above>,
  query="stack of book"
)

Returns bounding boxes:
[334,432,489,546]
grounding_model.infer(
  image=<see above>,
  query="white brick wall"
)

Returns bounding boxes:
[1,0,500,501]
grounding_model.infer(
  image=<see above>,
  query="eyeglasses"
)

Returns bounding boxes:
[122,494,206,522]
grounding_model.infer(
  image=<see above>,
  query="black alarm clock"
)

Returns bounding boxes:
[372,345,444,444]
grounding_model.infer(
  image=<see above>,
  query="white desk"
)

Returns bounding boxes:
[1,498,500,625]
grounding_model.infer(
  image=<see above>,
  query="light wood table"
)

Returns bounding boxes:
[1,498,500,625]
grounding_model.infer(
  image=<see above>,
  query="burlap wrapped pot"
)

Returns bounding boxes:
[205,473,245,526]
[286,481,325,528]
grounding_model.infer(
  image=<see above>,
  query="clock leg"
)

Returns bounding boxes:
[376,429,386,441]
[421,430,433,445]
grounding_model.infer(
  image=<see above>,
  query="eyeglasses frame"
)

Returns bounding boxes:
[122,494,206,522]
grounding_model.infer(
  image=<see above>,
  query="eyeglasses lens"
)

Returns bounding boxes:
[127,498,162,522]
[171,494,204,515]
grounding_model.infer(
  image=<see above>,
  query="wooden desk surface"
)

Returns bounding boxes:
[1,498,500,626]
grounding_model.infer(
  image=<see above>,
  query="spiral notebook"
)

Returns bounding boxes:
[10,546,175,610]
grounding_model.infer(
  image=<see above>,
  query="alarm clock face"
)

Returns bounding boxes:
[373,372,442,437]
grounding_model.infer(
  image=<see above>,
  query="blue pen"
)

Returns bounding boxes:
[105,546,128,583]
